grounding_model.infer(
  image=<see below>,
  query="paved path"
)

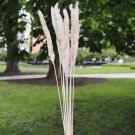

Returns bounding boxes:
[0,74,46,80]
[73,73,135,78]
[0,73,135,80]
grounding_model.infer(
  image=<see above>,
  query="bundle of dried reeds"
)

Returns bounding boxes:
[38,2,80,135]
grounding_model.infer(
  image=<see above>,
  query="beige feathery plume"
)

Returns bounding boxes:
[38,10,64,126]
[70,2,80,69]
[38,2,80,135]
[37,10,55,64]
[51,2,80,135]
[52,4,69,75]
[51,5,62,67]
[63,9,70,75]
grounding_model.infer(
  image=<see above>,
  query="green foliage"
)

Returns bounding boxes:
[27,52,48,62]
[76,53,84,64]
[27,53,40,61]
[24,0,57,60]
[5,48,29,62]
[76,49,135,64]
[24,0,78,60]
[130,65,135,70]
[1,0,135,72]
[33,36,48,60]
[76,51,88,64]
[0,79,135,134]
[79,0,135,56]
[19,50,29,61]
[0,52,7,61]
[101,49,117,57]
[76,49,119,63]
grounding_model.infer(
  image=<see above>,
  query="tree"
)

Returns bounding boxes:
[79,0,135,56]
[0,0,28,73]
[105,0,135,56]
[24,0,77,79]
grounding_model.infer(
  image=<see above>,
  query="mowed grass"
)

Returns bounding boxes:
[75,66,135,74]
[0,79,135,135]
[0,64,48,73]
[21,67,48,73]
[0,64,135,74]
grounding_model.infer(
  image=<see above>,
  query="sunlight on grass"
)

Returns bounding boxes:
[21,67,48,73]
[0,64,48,73]
[0,64,135,74]
[75,66,135,74]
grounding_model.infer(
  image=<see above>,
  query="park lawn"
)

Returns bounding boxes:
[0,64,48,73]
[21,66,135,74]
[0,64,135,74]
[75,66,135,74]
[0,79,135,135]
[21,67,48,73]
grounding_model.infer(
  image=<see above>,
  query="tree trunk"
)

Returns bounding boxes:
[4,44,20,74]
[46,57,61,79]
[46,0,60,79]
[4,0,20,74]
[4,61,20,74]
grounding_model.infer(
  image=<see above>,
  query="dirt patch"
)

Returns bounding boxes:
[7,77,106,86]
[1,72,107,86]
[0,72,45,76]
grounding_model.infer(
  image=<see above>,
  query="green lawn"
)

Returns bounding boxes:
[0,64,48,73]
[0,79,135,135]
[75,66,135,74]
[0,64,135,74]
[21,67,48,73]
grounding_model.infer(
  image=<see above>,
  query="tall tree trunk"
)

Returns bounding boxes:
[4,0,20,74]
[4,48,20,74]
[5,61,20,73]
[46,57,61,79]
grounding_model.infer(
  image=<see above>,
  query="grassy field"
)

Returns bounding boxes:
[0,79,135,135]
[0,64,48,73]
[75,66,135,74]
[0,64,135,74]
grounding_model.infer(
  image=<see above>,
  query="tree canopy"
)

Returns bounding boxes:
[79,0,135,56]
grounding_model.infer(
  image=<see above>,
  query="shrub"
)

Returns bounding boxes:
[27,53,40,61]
[76,53,83,65]
[19,62,31,66]
[130,64,135,69]
[0,52,7,61]
[84,53,93,61]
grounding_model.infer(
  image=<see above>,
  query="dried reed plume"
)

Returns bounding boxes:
[38,2,80,135]
[38,10,55,64]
